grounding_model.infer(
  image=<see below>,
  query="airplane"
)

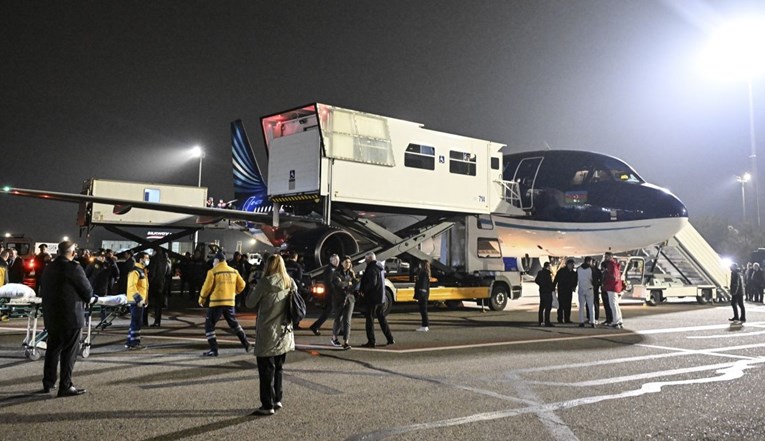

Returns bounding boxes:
[1,104,688,272]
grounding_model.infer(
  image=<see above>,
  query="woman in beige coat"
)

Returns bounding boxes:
[246,254,296,416]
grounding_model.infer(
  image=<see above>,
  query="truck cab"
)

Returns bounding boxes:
[2,234,37,288]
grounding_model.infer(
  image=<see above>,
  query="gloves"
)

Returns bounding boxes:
[89,295,99,305]
[133,294,145,308]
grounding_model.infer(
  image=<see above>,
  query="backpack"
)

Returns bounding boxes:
[284,277,307,327]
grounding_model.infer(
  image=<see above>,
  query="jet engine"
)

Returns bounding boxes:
[286,227,359,270]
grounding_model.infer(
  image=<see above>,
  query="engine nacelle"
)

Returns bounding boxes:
[286,227,359,270]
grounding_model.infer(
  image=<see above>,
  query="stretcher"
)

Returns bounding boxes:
[0,284,46,360]
[80,294,129,358]
[1,287,129,360]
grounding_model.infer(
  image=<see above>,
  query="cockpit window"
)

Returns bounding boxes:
[569,157,643,186]
[602,157,642,183]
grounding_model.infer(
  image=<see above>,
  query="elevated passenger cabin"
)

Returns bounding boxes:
[261,103,524,220]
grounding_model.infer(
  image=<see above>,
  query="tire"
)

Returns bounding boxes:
[380,288,394,316]
[25,348,41,361]
[80,346,90,358]
[696,288,713,305]
[489,284,509,311]
[650,290,663,306]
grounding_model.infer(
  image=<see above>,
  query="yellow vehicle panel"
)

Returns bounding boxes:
[395,286,490,302]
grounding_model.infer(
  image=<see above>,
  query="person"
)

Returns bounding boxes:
[744,262,754,302]
[309,254,340,336]
[414,260,431,332]
[247,254,295,416]
[229,251,252,309]
[729,263,746,323]
[535,261,555,327]
[7,248,24,284]
[125,252,150,350]
[87,251,119,323]
[599,260,613,326]
[188,250,207,300]
[33,243,51,292]
[147,248,170,327]
[114,250,135,295]
[577,256,596,328]
[553,259,577,324]
[0,250,10,288]
[40,241,94,397]
[603,252,624,328]
[590,260,603,323]
[198,251,252,356]
[331,255,357,349]
[359,252,394,348]
[750,263,764,303]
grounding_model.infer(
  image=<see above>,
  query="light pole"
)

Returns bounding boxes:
[703,17,765,226]
[190,146,205,250]
[737,172,751,222]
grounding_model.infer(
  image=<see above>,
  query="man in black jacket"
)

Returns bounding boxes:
[40,241,94,397]
[553,259,578,324]
[7,248,24,284]
[535,262,555,327]
[729,263,746,323]
[359,252,394,348]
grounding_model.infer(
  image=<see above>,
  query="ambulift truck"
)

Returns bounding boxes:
[260,103,524,314]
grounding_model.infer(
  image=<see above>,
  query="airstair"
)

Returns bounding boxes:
[640,222,730,301]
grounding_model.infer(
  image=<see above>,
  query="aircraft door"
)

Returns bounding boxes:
[512,157,543,210]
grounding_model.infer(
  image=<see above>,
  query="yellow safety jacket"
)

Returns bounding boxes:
[199,261,246,307]
[127,262,149,306]
[0,264,7,288]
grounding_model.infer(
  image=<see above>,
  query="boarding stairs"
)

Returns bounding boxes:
[639,222,730,301]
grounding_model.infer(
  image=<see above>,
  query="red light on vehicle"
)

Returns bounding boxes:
[27,259,35,269]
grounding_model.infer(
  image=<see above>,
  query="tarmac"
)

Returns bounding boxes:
[1,286,764,440]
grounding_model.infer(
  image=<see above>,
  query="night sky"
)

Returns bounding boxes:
[2,0,765,243]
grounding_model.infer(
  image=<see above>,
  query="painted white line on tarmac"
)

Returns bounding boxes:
[637,342,765,361]
[687,330,765,339]
[346,359,764,441]
[507,372,580,441]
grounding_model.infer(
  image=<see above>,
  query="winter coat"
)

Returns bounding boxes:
[602,259,623,293]
[40,256,93,331]
[250,273,295,357]
[577,263,593,295]
[127,262,149,306]
[413,268,430,301]
[199,261,246,307]
[360,260,386,305]
[730,269,744,297]
[535,268,554,294]
[553,267,578,293]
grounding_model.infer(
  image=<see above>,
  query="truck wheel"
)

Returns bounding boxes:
[651,290,663,306]
[381,289,394,316]
[696,288,713,304]
[489,285,509,311]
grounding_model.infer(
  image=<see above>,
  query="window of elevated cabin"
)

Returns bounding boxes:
[404,144,436,170]
[477,238,501,258]
[491,157,500,170]
[322,109,395,166]
[144,188,160,202]
[449,150,477,176]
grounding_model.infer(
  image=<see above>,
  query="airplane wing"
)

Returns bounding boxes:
[1,186,312,225]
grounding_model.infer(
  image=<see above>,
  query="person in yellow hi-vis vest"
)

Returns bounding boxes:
[125,252,149,350]
[199,251,252,356]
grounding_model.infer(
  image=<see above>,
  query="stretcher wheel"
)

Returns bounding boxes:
[80,346,90,358]
[25,348,41,361]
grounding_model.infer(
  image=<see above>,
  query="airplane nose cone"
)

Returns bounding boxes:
[642,184,688,219]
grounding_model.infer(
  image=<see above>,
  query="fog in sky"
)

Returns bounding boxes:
[2,0,765,241]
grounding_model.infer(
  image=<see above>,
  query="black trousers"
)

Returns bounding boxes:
[731,294,746,320]
[205,306,249,352]
[601,289,613,323]
[557,290,573,322]
[365,303,393,344]
[43,327,81,391]
[417,297,429,327]
[310,295,334,331]
[256,353,286,410]
[538,291,553,324]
